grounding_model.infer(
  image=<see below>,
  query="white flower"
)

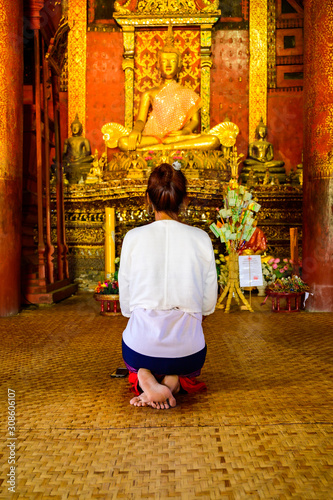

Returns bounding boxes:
[172,161,182,170]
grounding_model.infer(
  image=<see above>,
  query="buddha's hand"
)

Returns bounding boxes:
[167,127,191,137]
[127,130,142,150]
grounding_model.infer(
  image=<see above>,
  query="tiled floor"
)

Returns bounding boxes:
[1,292,333,499]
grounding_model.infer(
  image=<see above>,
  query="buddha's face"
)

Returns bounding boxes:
[258,126,267,139]
[71,122,82,136]
[158,52,180,80]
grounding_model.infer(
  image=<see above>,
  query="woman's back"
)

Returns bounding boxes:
[118,219,217,317]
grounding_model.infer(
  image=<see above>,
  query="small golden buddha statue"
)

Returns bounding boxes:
[63,114,94,183]
[117,27,220,152]
[241,118,286,184]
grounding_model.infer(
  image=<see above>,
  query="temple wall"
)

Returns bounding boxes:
[211,29,249,159]
[268,90,303,173]
[86,30,125,157]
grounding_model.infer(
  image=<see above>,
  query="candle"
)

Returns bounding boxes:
[105,207,115,279]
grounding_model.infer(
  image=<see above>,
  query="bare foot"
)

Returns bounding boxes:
[137,369,177,409]
[161,375,180,396]
[130,392,149,407]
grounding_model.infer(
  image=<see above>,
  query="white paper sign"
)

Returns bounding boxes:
[238,255,263,287]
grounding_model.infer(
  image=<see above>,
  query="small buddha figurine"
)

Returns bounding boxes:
[296,151,303,186]
[86,150,102,184]
[246,168,257,188]
[118,27,220,152]
[263,168,270,185]
[241,118,286,184]
[63,114,94,183]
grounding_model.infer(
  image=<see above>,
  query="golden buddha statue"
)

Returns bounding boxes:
[102,26,221,153]
[241,118,286,184]
[118,29,220,152]
[63,114,94,183]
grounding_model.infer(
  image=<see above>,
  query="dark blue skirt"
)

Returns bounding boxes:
[122,339,207,377]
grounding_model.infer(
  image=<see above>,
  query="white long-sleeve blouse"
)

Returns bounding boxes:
[118,219,218,318]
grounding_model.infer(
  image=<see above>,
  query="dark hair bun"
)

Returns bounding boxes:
[159,163,173,185]
[146,163,187,216]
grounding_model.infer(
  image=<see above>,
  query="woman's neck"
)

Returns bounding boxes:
[154,211,178,221]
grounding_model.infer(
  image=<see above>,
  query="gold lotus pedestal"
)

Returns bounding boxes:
[216,252,254,313]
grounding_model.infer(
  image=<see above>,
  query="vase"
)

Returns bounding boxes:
[94,293,120,316]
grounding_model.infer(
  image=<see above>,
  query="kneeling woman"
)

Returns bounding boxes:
[118,163,217,409]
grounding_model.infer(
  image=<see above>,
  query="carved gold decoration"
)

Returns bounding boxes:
[267,0,276,89]
[121,27,135,129]
[249,0,267,142]
[102,123,130,149]
[209,121,239,147]
[114,15,220,28]
[45,17,69,76]
[114,0,219,15]
[68,0,87,136]
[60,55,68,92]
[50,180,302,287]
[200,26,212,132]
[103,150,229,182]
[137,0,198,14]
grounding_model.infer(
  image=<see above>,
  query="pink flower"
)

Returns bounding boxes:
[279,268,285,273]
[268,258,274,264]
[274,258,280,264]
[272,263,278,269]
[283,258,288,263]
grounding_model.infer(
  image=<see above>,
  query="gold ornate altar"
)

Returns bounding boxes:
[51,158,302,288]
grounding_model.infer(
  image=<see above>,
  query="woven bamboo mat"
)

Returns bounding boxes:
[0,292,333,499]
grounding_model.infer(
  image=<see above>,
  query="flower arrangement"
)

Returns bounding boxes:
[267,257,301,278]
[144,151,155,169]
[261,258,277,286]
[266,275,309,294]
[95,257,120,295]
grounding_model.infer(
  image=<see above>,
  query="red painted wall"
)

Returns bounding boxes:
[86,31,125,157]
[211,29,249,158]
[268,90,303,173]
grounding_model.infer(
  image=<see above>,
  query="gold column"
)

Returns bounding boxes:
[200,25,213,132]
[249,0,267,142]
[122,26,135,130]
[68,0,87,135]
[105,208,116,279]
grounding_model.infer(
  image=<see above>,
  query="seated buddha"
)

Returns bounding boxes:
[241,118,285,184]
[118,29,220,152]
[62,114,94,183]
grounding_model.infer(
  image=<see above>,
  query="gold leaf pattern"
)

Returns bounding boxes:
[249,0,267,142]
[68,0,87,135]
